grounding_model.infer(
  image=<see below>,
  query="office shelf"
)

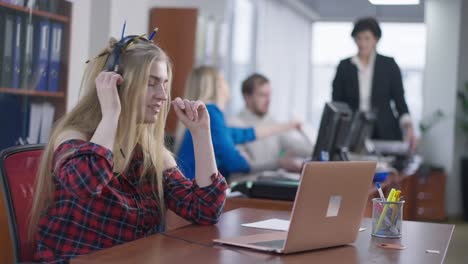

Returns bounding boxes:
[0,87,65,98]
[0,1,69,23]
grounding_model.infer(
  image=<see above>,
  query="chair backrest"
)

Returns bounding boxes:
[0,144,45,262]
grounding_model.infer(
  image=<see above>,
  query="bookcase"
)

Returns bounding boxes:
[0,0,71,150]
[0,1,72,263]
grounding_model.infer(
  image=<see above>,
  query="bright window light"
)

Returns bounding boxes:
[369,0,420,5]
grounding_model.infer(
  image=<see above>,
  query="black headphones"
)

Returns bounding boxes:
[104,35,148,72]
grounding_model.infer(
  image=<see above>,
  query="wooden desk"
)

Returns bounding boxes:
[72,208,454,264]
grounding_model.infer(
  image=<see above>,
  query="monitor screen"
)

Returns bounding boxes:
[312,102,352,161]
[346,111,376,153]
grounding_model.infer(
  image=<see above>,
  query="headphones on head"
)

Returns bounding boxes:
[104,35,149,72]
[100,23,158,72]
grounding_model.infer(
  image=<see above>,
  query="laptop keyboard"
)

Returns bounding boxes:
[249,239,285,249]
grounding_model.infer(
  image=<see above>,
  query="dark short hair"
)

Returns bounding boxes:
[241,73,269,95]
[351,17,382,40]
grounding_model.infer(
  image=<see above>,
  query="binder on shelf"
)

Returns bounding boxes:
[1,12,14,88]
[36,0,47,11]
[0,10,4,86]
[26,102,55,144]
[32,18,50,91]
[49,0,58,13]
[11,15,23,88]
[27,102,41,144]
[21,18,35,89]
[11,0,25,6]
[0,94,23,150]
[19,96,30,141]
[48,22,63,92]
[39,102,55,143]
[25,0,37,10]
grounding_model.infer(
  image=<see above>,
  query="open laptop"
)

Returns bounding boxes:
[214,161,376,254]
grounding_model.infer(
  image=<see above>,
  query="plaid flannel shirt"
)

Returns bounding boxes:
[34,139,227,263]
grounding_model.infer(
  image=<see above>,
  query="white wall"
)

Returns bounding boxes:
[423,0,463,216]
[89,0,111,57]
[66,0,92,111]
[109,0,150,38]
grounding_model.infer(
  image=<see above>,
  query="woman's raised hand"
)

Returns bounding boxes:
[172,97,210,134]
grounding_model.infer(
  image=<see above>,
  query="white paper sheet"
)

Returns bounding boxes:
[242,219,290,231]
[242,218,367,232]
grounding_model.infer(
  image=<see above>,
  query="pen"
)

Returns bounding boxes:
[376,188,395,233]
[376,182,386,202]
[121,20,127,39]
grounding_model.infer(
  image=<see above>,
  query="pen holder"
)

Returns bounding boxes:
[371,198,405,238]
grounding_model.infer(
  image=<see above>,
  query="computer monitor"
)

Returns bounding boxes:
[346,111,376,154]
[312,102,353,161]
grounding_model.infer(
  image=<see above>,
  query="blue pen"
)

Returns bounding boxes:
[121,20,127,39]
[376,182,386,202]
[320,151,329,162]
[148,27,158,41]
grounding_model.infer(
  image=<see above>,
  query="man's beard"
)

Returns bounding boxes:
[253,106,267,117]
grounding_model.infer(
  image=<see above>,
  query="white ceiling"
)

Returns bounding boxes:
[299,0,425,22]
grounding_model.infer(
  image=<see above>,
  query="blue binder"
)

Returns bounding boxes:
[11,15,23,88]
[0,10,4,86]
[21,18,35,89]
[0,94,23,149]
[33,19,50,91]
[47,22,63,92]
[1,13,14,88]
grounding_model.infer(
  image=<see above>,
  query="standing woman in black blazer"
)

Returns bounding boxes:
[332,17,417,152]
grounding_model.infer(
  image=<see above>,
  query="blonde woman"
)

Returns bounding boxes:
[176,66,301,180]
[30,37,226,263]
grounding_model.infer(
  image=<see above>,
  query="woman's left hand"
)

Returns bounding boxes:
[172,97,210,134]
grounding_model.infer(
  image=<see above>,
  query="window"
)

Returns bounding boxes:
[225,0,256,115]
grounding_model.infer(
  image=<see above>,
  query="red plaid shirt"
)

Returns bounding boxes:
[34,139,227,263]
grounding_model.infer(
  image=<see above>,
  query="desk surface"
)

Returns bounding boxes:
[72,208,454,264]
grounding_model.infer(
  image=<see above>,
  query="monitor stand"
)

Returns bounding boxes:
[338,148,350,161]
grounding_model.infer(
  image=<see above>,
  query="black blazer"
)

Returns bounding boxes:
[332,54,409,140]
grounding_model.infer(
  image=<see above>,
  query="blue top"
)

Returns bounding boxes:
[177,104,256,180]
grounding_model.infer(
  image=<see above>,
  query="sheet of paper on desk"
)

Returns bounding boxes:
[242,219,367,232]
[242,219,290,231]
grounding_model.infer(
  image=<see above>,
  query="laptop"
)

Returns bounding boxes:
[214,161,376,254]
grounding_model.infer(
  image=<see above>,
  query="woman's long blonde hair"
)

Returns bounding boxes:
[174,66,224,151]
[29,38,173,239]
[183,66,224,103]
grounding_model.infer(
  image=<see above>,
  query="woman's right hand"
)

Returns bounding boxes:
[95,71,124,118]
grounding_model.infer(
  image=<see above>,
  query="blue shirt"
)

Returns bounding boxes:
[177,104,256,180]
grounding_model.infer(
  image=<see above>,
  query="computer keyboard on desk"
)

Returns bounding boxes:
[257,170,301,182]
